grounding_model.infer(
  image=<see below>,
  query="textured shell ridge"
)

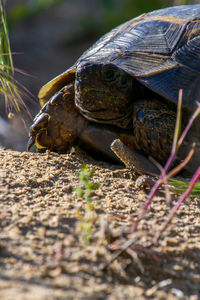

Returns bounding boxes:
[146,4,200,18]
[39,4,200,110]
[110,5,200,109]
[77,18,141,65]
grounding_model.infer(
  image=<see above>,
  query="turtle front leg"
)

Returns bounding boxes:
[27,83,87,153]
[111,99,177,175]
[132,99,176,165]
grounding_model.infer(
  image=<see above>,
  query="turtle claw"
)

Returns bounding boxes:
[50,91,63,105]
[27,112,50,152]
[27,135,36,152]
[30,113,49,133]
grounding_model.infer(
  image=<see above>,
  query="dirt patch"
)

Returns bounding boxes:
[0,148,200,299]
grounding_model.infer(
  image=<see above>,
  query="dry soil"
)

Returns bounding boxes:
[0,148,200,300]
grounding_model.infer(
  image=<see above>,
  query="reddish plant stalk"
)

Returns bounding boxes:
[134,100,200,231]
[154,166,200,242]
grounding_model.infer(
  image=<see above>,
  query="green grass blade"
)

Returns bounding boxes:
[169,178,200,197]
[0,0,13,71]
[0,1,31,113]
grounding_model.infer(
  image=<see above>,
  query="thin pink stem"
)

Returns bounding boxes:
[178,104,200,147]
[134,102,200,231]
[170,166,200,215]
[154,167,200,242]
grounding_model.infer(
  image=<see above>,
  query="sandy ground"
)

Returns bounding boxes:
[0,148,200,300]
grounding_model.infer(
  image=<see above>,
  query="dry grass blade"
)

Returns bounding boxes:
[101,237,138,270]
[125,247,144,273]
[172,89,182,153]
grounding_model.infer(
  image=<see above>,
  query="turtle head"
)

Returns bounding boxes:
[75,62,133,126]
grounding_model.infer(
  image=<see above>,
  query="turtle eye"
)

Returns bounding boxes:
[102,67,118,82]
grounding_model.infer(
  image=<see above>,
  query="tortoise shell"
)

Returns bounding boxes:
[39,5,200,112]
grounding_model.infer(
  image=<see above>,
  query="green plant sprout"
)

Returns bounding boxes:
[75,164,100,243]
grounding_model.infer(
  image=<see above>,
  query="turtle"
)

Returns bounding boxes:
[27,5,200,175]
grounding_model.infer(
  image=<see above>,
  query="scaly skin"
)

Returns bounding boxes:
[28,72,199,175]
[27,82,176,174]
[28,83,135,163]
[132,99,177,163]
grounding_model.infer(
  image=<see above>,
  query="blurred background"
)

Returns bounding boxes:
[0,0,198,151]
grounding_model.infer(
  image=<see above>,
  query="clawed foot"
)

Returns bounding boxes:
[27,84,86,153]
